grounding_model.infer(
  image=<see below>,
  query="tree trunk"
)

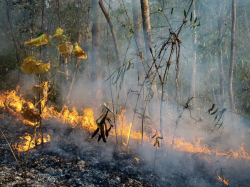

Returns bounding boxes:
[140,0,154,62]
[99,0,121,66]
[91,0,101,100]
[6,2,20,80]
[217,0,224,107]
[133,0,143,70]
[190,1,196,105]
[229,0,236,113]
[58,0,61,27]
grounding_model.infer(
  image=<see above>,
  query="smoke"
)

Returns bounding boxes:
[1,0,250,185]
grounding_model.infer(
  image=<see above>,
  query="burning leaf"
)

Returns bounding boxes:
[73,42,87,59]
[21,103,42,122]
[33,82,49,102]
[36,61,50,76]
[59,42,73,58]
[21,56,37,74]
[53,28,63,38]
[24,34,48,47]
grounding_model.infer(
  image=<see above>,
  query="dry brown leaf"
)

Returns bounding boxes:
[21,103,42,122]
[36,61,50,76]
[24,34,48,47]
[33,82,49,102]
[21,56,37,74]
[57,35,67,42]
[59,42,73,58]
[73,42,87,59]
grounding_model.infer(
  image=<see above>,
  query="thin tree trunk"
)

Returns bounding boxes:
[217,0,224,107]
[133,0,143,69]
[58,0,61,27]
[99,0,121,66]
[91,0,101,101]
[6,2,20,80]
[190,2,196,105]
[140,0,154,61]
[229,0,236,113]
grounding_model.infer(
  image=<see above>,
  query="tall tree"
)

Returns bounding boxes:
[99,0,121,66]
[140,0,154,62]
[91,0,101,97]
[229,0,236,112]
[217,0,224,107]
[190,1,196,105]
[133,0,143,70]
[5,1,20,79]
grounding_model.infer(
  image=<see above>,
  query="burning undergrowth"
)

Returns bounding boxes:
[0,85,250,186]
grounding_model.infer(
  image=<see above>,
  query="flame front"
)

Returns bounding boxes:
[1,86,250,162]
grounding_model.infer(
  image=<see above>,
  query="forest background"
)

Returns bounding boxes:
[0,0,250,135]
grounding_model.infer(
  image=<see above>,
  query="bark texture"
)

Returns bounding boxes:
[140,0,154,61]
[229,0,236,112]
[133,0,143,67]
[91,0,101,85]
[217,0,224,107]
[190,2,196,104]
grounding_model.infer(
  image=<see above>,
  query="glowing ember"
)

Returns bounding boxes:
[135,157,139,163]
[217,176,229,185]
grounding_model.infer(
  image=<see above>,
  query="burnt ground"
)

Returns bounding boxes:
[1,113,250,187]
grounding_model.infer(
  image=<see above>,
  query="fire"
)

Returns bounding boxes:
[217,176,229,185]
[1,86,250,162]
[14,133,50,152]
[135,157,139,163]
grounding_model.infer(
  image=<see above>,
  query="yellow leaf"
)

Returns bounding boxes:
[21,56,37,74]
[73,42,87,59]
[24,34,48,46]
[58,42,73,58]
[53,28,63,38]
[36,61,50,76]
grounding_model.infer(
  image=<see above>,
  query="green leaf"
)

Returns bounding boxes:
[184,9,187,17]
[197,21,200,26]
[37,32,44,37]
[158,8,163,12]
[171,8,173,15]
[127,62,131,71]
[194,17,197,24]
[214,114,218,121]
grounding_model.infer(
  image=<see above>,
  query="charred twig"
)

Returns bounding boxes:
[0,128,20,167]
[91,110,113,143]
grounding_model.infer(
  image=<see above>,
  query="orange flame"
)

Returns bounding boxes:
[217,176,229,185]
[14,133,50,152]
[1,86,250,161]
